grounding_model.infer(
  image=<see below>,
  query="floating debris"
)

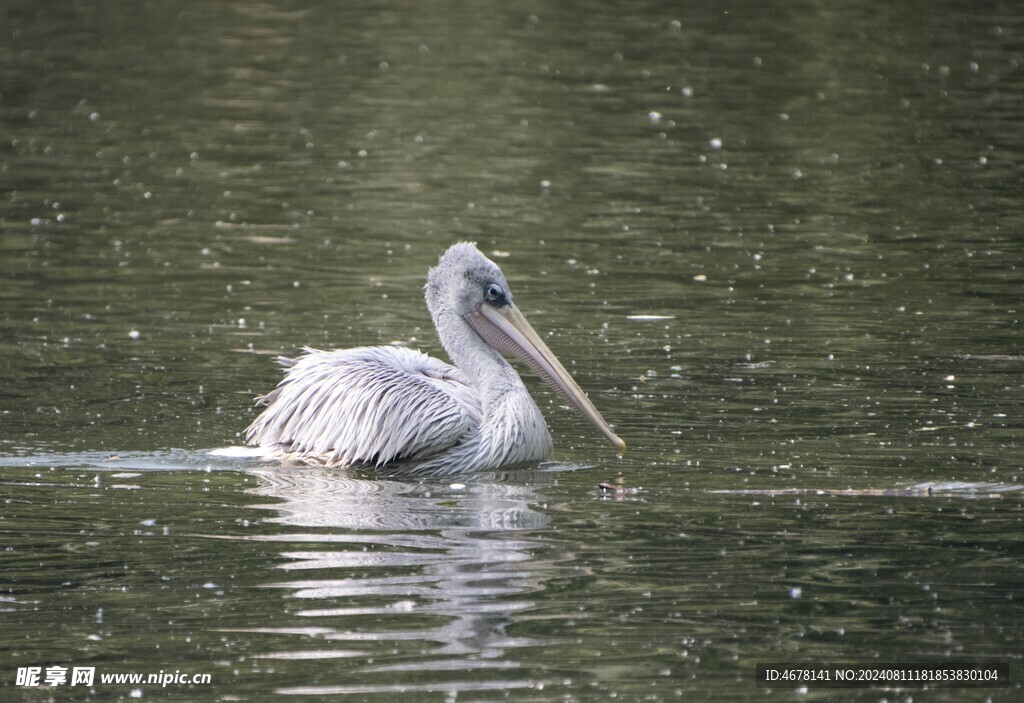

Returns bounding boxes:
[599,475,640,497]
[958,353,1024,362]
[627,314,675,322]
[710,482,1022,498]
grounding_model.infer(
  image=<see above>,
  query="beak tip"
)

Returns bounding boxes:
[613,436,626,453]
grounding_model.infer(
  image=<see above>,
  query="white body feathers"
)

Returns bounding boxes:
[245,345,552,474]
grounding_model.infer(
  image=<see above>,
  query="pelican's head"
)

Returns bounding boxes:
[426,242,625,453]
[426,242,515,319]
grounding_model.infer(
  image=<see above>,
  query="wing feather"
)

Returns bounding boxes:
[246,346,481,467]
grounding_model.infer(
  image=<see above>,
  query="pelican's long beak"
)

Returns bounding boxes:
[466,303,626,453]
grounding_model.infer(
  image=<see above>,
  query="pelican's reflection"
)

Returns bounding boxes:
[245,465,557,694]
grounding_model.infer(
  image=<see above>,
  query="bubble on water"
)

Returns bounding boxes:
[128,330,141,340]
[709,137,722,149]
[648,111,662,124]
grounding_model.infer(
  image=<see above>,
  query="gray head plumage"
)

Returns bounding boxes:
[425,242,513,322]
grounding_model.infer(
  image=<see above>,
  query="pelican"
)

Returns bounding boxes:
[241,239,622,474]
[243,242,624,475]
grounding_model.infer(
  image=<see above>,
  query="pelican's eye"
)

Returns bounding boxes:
[483,282,508,307]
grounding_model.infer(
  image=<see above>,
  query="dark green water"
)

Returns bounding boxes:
[2,0,1022,700]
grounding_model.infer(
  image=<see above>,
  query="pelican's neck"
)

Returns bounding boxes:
[433,309,553,467]
[436,311,524,404]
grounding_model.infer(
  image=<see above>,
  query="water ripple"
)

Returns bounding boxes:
[244,465,556,693]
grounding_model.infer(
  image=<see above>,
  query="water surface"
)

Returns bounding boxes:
[2,0,1022,700]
